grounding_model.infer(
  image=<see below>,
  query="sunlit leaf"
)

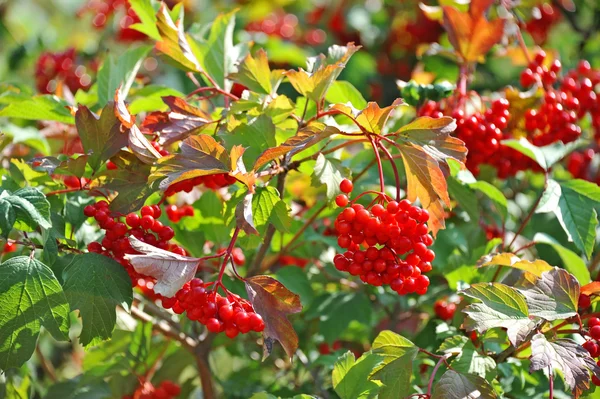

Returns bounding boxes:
[154,4,201,72]
[229,49,274,94]
[519,267,579,321]
[477,252,553,277]
[432,370,497,399]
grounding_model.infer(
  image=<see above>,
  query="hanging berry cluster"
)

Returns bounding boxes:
[567,148,599,184]
[332,179,434,295]
[35,48,93,94]
[122,380,181,399]
[84,202,180,284]
[77,0,147,42]
[165,204,195,222]
[162,278,264,338]
[163,174,236,197]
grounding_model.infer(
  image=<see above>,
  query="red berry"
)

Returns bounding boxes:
[339,179,353,194]
[83,205,96,217]
[206,318,221,333]
[141,206,154,217]
[589,317,600,328]
[579,294,592,309]
[590,325,600,340]
[335,194,349,207]
[140,215,155,230]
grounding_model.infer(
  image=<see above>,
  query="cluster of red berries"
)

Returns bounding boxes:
[35,48,92,94]
[419,98,533,177]
[332,179,434,295]
[524,3,561,45]
[434,298,457,321]
[567,149,599,184]
[483,224,503,241]
[521,52,600,143]
[164,174,236,197]
[161,278,265,338]
[61,175,90,189]
[78,0,146,42]
[278,255,309,268]
[123,380,181,399]
[318,340,342,355]
[245,11,327,46]
[580,314,600,386]
[165,204,195,222]
[84,201,181,284]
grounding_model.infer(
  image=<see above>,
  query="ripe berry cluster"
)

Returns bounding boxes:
[524,3,561,45]
[332,180,434,295]
[78,0,147,42]
[164,174,236,197]
[62,175,90,189]
[521,52,600,144]
[580,313,600,386]
[165,204,195,222]
[123,379,181,399]
[35,48,92,94]
[84,201,180,284]
[567,149,600,184]
[245,11,327,46]
[433,298,457,321]
[161,278,265,338]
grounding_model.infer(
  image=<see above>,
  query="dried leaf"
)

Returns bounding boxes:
[442,0,505,62]
[124,236,201,297]
[245,275,302,359]
[530,333,600,398]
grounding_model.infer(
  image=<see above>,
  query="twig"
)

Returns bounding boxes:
[129,306,197,351]
[427,354,451,396]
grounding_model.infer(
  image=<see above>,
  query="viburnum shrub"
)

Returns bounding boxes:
[1,0,600,398]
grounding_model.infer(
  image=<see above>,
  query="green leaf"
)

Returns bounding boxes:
[529,333,600,397]
[314,292,371,343]
[229,49,273,94]
[128,0,161,40]
[502,138,548,169]
[154,4,201,72]
[469,181,508,221]
[195,10,238,89]
[325,81,367,109]
[555,180,599,258]
[533,233,590,285]
[62,253,133,347]
[103,152,154,215]
[332,352,383,399]
[448,177,479,222]
[432,370,497,399]
[519,267,579,321]
[0,256,70,371]
[252,186,291,235]
[223,115,276,164]
[462,283,536,346]
[439,336,496,379]
[536,178,561,214]
[0,90,74,123]
[44,377,111,399]
[75,103,127,171]
[97,45,152,106]
[275,266,314,307]
[0,187,52,236]
[369,331,418,399]
[312,154,349,200]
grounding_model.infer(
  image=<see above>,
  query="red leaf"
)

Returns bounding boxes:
[245,275,302,359]
[581,282,600,296]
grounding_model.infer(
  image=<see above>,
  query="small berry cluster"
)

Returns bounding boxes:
[419,98,533,177]
[567,148,599,184]
[35,48,93,94]
[521,52,600,144]
[161,278,265,338]
[62,175,90,189]
[580,313,600,386]
[164,174,236,197]
[524,4,561,45]
[434,298,457,321]
[84,202,180,284]
[165,204,195,222]
[78,0,147,42]
[245,10,328,46]
[332,180,434,295]
[278,255,309,268]
[318,340,342,355]
[123,380,181,399]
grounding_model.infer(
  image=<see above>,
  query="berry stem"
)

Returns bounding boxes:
[369,136,386,194]
[214,227,242,287]
[377,140,401,201]
[549,365,554,399]
[427,353,450,396]
[46,186,86,196]
[349,190,392,204]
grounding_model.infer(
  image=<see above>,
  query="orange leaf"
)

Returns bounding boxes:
[245,275,302,359]
[442,0,505,62]
[390,116,465,235]
[581,282,600,296]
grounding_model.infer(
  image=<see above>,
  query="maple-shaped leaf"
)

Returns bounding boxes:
[245,275,302,359]
[462,282,538,346]
[389,116,465,235]
[154,4,201,72]
[152,134,254,191]
[253,123,340,170]
[75,103,127,171]
[286,43,360,102]
[432,370,497,399]
[442,0,505,63]
[519,267,579,321]
[143,96,212,146]
[331,99,404,135]
[229,49,277,95]
[98,151,154,214]
[124,236,201,297]
[530,333,600,398]
[477,252,553,277]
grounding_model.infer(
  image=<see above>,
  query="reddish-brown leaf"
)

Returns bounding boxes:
[142,96,211,146]
[245,275,302,359]
[128,125,162,165]
[114,88,135,129]
[442,0,505,63]
[355,99,404,135]
[581,282,600,296]
[253,123,339,171]
[390,116,466,235]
